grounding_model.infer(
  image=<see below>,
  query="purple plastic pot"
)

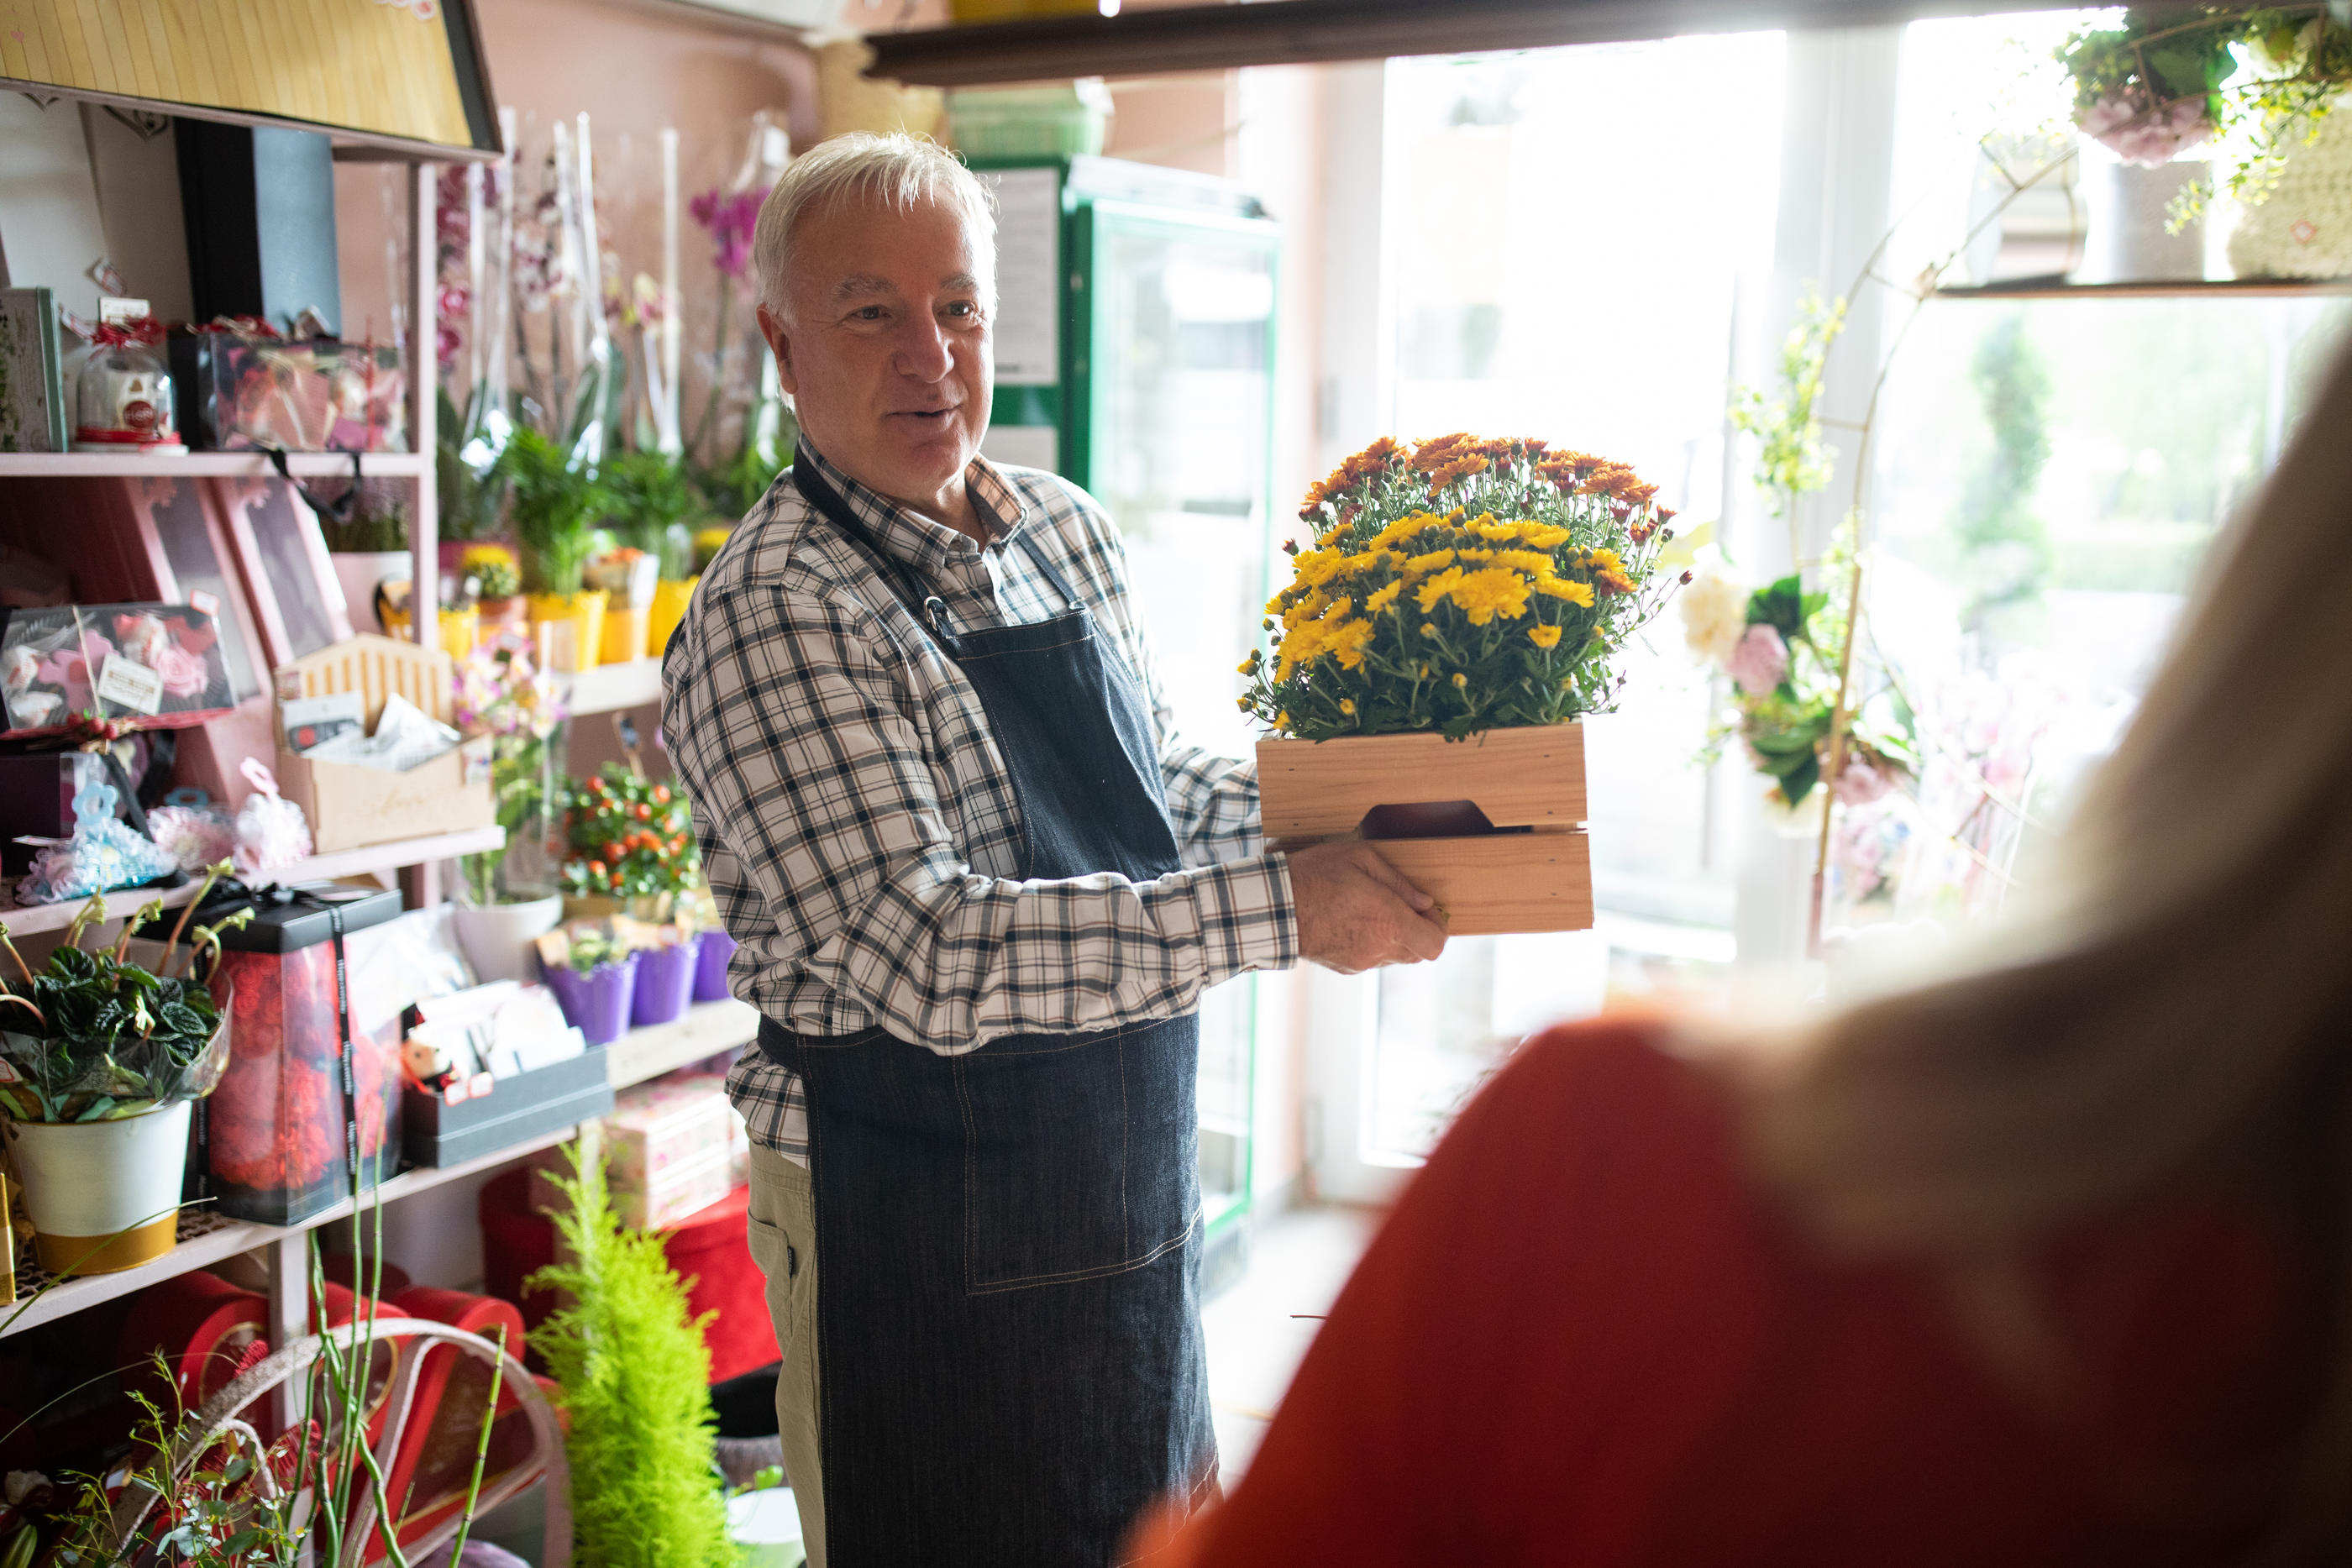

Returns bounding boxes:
[631,941,698,1027]
[544,953,638,1046]
[692,927,738,1003]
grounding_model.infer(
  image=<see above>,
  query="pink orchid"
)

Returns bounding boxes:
[1725,623,1790,695]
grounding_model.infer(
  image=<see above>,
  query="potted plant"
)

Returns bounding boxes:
[562,771,705,1025]
[452,637,568,983]
[465,543,528,641]
[604,448,709,661]
[536,926,639,1048]
[528,1143,734,1566]
[0,870,249,1274]
[1243,435,1681,935]
[319,483,412,638]
[497,427,611,672]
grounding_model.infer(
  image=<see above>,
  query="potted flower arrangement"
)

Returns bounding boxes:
[537,925,639,1047]
[465,543,528,642]
[562,771,705,1025]
[497,427,612,673]
[2057,7,2352,238]
[602,448,710,661]
[453,636,569,983]
[1244,435,1680,934]
[0,870,248,1274]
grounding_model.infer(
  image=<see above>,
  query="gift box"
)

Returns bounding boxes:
[603,1071,740,1230]
[0,602,235,738]
[129,884,409,1224]
[172,329,408,454]
[403,1044,612,1169]
[0,741,167,874]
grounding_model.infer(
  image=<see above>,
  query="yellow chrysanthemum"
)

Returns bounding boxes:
[1490,549,1557,577]
[1452,672,1469,689]
[1538,579,1596,607]
[1420,622,1441,638]
[1325,618,1376,669]
[1404,549,1457,578]
[1586,548,1626,574]
[1339,698,1357,716]
[1442,567,1534,626]
[1236,696,1252,711]
[1366,580,1404,614]
[1415,567,1466,612]
[1294,549,1346,589]
[1529,624,1563,649]
[1236,655,1260,675]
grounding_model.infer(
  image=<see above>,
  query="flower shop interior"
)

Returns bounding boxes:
[0,0,2344,1560]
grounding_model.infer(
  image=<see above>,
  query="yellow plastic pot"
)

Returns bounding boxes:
[600,606,652,667]
[528,590,609,673]
[382,602,480,662]
[648,577,699,657]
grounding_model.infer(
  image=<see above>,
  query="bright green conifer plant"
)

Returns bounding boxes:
[528,1146,733,1567]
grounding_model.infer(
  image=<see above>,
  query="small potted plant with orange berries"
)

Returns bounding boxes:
[561,771,706,1025]
[1247,435,1683,934]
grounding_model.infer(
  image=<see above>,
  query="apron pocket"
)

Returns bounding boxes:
[953,1024,1197,1294]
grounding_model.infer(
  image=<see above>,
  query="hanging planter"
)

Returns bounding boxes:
[1245,437,1683,935]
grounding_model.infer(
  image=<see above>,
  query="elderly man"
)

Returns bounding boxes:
[664,133,1447,1568]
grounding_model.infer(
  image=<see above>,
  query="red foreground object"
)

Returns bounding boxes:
[479,1169,779,1384]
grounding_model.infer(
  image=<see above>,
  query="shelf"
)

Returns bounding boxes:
[606,998,761,1092]
[0,825,506,936]
[0,1121,579,1338]
[564,659,664,718]
[1934,276,2352,301]
[0,450,432,479]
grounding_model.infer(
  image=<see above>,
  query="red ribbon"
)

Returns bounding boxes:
[192,315,282,339]
[87,317,165,349]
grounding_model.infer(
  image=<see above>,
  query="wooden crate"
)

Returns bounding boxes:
[1255,724,1591,936]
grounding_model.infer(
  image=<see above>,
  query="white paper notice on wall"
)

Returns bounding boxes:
[980,167,1062,387]
[95,654,165,716]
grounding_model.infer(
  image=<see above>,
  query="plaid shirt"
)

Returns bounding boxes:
[663,444,1297,1161]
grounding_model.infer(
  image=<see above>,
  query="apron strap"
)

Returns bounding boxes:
[792,445,1087,632]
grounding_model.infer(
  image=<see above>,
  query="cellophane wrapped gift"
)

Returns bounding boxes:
[183,332,408,453]
[602,1071,740,1230]
[136,885,409,1223]
[0,601,235,738]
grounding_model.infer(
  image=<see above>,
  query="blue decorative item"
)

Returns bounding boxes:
[16,755,179,905]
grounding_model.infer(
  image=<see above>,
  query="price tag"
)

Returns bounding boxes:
[95,654,165,716]
[188,590,220,617]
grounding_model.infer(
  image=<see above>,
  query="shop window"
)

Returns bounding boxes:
[1357,35,1784,1165]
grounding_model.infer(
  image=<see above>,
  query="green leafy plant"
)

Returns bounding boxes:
[318,485,410,554]
[528,1145,733,1568]
[474,554,522,600]
[0,868,252,1123]
[496,427,610,596]
[602,450,708,579]
[1956,314,2054,627]
[454,638,567,905]
[1730,291,1847,558]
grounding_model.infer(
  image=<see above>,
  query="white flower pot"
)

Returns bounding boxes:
[2081,157,2208,283]
[8,1099,192,1274]
[453,894,564,984]
[331,550,414,637]
[727,1487,806,1568]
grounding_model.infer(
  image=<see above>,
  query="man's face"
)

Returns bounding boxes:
[759,196,994,512]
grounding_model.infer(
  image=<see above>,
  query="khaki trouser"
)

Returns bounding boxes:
[746,1144,826,1567]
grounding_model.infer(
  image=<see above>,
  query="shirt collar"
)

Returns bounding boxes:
[798,440,1031,579]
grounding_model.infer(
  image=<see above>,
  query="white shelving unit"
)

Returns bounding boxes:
[0,451,433,479]
[606,997,760,1091]
[0,826,507,936]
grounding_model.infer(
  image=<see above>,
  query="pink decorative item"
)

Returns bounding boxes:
[0,602,234,738]
[1725,623,1790,696]
[2078,92,2216,168]
[147,801,238,872]
[234,758,312,876]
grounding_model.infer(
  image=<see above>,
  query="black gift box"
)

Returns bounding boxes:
[142,882,405,952]
[403,1045,614,1168]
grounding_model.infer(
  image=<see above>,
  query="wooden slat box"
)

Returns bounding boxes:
[1255,723,1591,936]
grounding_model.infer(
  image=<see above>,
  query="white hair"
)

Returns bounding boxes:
[751,132,998,317]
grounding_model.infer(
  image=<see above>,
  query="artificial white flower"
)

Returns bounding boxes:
[1678,569,1748,668]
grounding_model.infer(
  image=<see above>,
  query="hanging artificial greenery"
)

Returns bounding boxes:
[528,1145,734,1568]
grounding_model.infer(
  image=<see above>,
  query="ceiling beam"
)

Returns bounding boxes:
[865,0,2201,87]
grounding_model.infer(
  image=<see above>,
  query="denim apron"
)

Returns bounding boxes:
[756,453,1216,1565]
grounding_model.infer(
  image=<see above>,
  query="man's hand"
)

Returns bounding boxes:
[1285,840,1448,974]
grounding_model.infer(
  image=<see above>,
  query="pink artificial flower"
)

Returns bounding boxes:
[1725,623,1790,695]
[2078,92,2216,168]
[1833,758,1894,807]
